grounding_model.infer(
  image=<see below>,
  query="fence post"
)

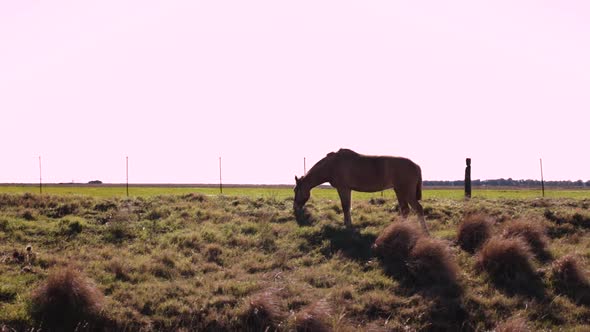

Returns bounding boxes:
[39,156,42,195]
[219,157,223,194]
[540,158,545,197]
[126,156,129,197]
[464,158,471,198]
[304,157,306,175]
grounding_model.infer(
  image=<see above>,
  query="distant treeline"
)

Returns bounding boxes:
[424,178,590,188]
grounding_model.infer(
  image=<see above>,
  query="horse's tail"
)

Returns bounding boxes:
[416,165,423,201]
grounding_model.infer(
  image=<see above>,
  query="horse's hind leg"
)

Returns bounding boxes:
[394,188,410,218]
[397,198,410,218]
[337,187,353,229]
[408,199,429,235]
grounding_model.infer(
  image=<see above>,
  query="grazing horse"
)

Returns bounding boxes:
[294,149,428,233]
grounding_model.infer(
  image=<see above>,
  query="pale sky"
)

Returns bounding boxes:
[1,1,589,184]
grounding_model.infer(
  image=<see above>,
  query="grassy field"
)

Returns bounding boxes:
[0,184,588,200]
[1,191,590,331]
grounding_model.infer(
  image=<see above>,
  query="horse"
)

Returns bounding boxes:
[293,149,428,233]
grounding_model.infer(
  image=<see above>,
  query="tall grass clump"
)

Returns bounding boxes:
[239,290,286,331]
[373,222,421,272]
[550,255,590,305]
[30,266,104,330]
[502,219,551,261]
[457,214,493,253]
[494,316,530,332]
[104,221,135,243]
[408,237,462,295]
[107,258,132,281]
[294,299,333,332]
[21,209,36,221]
[476,236,542,296]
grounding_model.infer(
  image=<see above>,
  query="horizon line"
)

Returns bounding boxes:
[1,179,588,188]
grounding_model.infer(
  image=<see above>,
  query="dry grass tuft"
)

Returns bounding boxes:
[239,290,286,331]
[30,266,104,329]
[494,316,530,332]
[107,258,131,281]
[205,243,223,264]
[294,299,333,332]
[457,214,493,253]
[21,209,36,221]
[373,222,421,270]
[426,297,469,331]
[476,236,542,296]
[550,255,590,305]
[503,219,552,261]
[408,237,462,295]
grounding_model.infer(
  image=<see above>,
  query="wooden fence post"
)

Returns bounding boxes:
[126,156,129,197]
[39,156,42,195]
[219,157,223,194]
[540,158,545,197]
[465,158,471,198]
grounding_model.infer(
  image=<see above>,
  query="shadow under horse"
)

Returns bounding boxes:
[293,148,428,233]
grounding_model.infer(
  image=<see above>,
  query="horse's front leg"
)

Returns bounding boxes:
[409,199,430,235]
[337,187,352,229]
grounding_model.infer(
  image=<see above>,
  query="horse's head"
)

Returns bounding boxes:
[293,175,310,211]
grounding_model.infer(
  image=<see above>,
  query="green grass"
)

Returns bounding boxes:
[0,185,587,200]
[1,192,589,331]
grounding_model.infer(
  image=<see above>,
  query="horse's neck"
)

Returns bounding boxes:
[303,159,331,190]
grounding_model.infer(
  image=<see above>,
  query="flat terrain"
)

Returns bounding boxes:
[1,190,590,331]
[1,184,588,200]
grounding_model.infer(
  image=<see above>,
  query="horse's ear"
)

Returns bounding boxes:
[294,175,299,184]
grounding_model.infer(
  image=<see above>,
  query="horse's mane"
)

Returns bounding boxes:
[336,148,359,156]
[303,149,358,180]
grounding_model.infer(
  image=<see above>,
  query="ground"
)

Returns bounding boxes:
[0,189,589,331]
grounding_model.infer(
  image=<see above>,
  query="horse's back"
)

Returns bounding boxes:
[329,150,420,192]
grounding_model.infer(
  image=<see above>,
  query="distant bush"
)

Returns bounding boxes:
[550,255,590,305]
[30,266,104,330]
[457,214,493,253]
[503,219,551,261]
[476,236,541,296]
[88,180,102,184]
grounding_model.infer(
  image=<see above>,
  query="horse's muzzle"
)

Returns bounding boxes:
[293,204,305,216]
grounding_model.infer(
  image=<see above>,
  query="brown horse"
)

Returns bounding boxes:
[294,149,428,233]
